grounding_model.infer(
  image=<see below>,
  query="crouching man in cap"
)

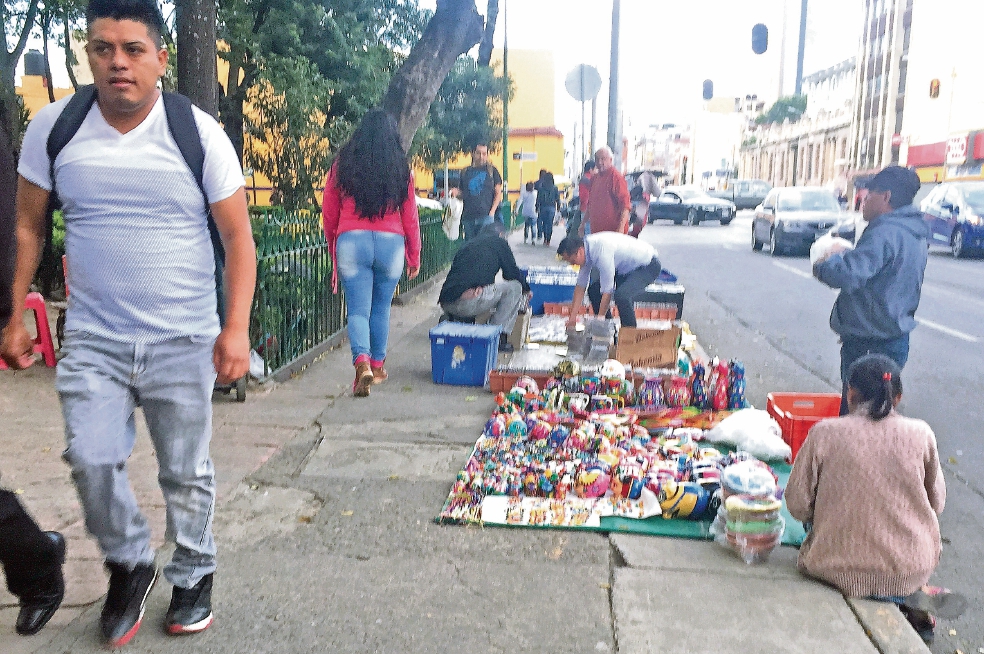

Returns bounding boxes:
[813,165,929,415]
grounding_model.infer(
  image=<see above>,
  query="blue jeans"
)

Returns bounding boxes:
[462,215,494,241]
[538,207,556,244]
[56,331,217,588]
[839,334,910,415]
[336,230,405,363]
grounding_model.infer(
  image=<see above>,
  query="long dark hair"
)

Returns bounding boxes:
[334,108,410,220]
[847,354,902,420]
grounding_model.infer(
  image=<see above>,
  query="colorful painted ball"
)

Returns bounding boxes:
[658,480,712,520]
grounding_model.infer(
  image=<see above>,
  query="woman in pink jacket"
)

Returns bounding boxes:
[322,109,421,397]
[785,354,964,643]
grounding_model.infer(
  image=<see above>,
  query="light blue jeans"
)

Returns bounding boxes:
[56,330,217,588]
[336,230,405,363]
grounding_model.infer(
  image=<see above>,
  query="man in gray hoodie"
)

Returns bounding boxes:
[813,166,928,414]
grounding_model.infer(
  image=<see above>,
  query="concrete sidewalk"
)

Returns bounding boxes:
[0,229,927,653]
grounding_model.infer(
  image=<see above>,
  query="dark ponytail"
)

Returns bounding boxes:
[847,354,902,420]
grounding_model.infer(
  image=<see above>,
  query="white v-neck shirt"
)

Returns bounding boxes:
[18,94,244,342]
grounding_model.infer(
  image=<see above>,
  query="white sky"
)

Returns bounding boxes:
[421,0,862,140]
[24,0,862,141]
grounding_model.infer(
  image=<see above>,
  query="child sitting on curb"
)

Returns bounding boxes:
[785,353,965,643]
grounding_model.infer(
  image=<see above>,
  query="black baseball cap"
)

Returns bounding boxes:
[864,166,921,206]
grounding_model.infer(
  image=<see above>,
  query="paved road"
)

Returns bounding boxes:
[635,212,984,654]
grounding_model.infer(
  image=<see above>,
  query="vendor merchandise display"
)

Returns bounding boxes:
[439,360,794,560]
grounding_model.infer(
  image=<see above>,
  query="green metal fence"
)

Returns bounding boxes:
[395,208,459,296]
[250,208,344,377]
[250,205,460,377]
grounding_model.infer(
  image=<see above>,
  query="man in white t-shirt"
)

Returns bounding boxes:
[0,0,255,646]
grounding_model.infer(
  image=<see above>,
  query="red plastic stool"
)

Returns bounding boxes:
[0,292,57,369]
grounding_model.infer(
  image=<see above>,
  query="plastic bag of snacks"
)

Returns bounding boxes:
[711,461,784,564]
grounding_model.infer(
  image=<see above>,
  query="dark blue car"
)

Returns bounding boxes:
[920,182,984,258]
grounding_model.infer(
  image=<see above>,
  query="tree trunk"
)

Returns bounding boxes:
[41,12,55,103]
[175,0,219,117]
[219,53,256,163]
[381,0,484,152]
[476,0,498,67]
[63,7,79,91]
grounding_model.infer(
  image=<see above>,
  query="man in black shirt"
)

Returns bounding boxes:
[0,98,67,637]
[457,143,503,240]
[439,223,531,352]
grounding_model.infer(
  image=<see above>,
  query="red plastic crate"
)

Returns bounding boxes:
[766,392,841,462]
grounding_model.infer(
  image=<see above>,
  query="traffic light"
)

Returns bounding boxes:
[702,79,713,101]
[929,78,940,98]
[752,24,768,54]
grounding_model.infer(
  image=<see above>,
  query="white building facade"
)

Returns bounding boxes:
[739,58,855,190]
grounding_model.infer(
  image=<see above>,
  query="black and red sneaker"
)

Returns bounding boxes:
[101,562,158,648]
[165,573,213,635]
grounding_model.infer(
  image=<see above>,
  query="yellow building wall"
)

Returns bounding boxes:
[506,134,564,194]
[491,48,555,129]
[16,76,75,117]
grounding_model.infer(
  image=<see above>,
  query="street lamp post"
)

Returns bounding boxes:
[502,0,509,220]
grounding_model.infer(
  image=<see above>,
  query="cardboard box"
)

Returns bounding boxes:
[508,311,530,349]
[615,324,682,368]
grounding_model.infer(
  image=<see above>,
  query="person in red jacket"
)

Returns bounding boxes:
[322,109,421,397]
[583,147,630,235]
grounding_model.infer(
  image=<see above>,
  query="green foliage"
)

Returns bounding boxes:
[755,95,807,125]
[413,56,509,168]
[245,56,332,211]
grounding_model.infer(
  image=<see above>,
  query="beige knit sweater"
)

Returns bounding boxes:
[785,411,946,597]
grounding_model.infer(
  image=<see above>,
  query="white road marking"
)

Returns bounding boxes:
[772,261,813,280]
[915,317,979,343]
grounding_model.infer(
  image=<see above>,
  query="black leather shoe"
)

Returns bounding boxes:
[15,531,66,636]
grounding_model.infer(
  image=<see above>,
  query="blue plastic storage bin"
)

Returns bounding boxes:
[522,266,579,315]
[429,323,502,386]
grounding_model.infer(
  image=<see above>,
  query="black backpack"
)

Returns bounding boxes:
[41,85,225,304]
[629,184,645,202]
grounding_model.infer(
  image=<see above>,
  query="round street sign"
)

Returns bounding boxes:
[565,64,602,102]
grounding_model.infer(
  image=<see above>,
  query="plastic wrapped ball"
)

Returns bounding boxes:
[600,359,626,379]
[515,375,539,395]
[530,421,552,442]
[548,425,569,449]
[576,466,610,498]
[507,418,528,439]
[484,416,506,438]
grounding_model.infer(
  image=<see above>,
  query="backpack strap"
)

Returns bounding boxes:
[161,91,226,264]
[46,84,98,189]
[39,85,98,294]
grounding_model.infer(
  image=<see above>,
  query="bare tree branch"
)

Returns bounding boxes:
[476,0,498,67]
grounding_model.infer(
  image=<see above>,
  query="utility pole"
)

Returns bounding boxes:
[607,0,621,161]
[794,0,808,95]
[590,96,597,156]
[501,0,509,211]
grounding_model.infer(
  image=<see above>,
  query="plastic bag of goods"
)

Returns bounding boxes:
[442,197,463,240]
[809,233,854,267]
[720,460,778,500]
[722,495,784,564]
[704,409,791,462]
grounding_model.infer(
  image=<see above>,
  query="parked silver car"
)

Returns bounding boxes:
[751,187,848,256]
